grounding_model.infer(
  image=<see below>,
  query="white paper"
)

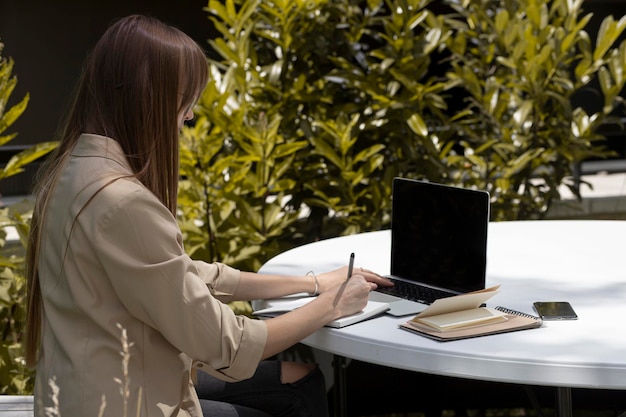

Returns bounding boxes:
[253,296,390,328]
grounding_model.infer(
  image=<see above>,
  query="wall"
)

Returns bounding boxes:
[0,0,217,149]
[0,0,217,195]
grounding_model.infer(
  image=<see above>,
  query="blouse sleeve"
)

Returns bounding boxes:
[192,260,242,303]
[92,184,267,381]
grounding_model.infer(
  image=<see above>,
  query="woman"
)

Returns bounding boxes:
[23,14,391,417]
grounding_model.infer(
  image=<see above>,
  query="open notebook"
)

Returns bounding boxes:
[252,296,390,328]
[400,305,543,341]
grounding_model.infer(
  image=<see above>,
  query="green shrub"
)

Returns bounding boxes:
[0,39,57,394]
[442,0,626,220]
[180,0,626,272]
[180,0,456,272]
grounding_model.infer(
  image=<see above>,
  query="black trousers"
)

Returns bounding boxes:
[195,361,330,417]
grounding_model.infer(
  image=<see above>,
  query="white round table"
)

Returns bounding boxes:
[258,220,626,417]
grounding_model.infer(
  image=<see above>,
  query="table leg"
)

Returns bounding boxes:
[333,354,348,417]
[556,387,572,417]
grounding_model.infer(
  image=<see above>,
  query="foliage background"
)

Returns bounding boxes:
[179,0,626,275]
[0,39,57,394]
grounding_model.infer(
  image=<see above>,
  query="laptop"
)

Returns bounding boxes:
[370,177,490,316]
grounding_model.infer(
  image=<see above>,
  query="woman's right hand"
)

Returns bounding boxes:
[318,274,375,320]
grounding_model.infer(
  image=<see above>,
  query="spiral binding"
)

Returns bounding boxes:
[495,306,542,322]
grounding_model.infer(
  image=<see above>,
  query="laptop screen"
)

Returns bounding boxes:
[390,178,490,294]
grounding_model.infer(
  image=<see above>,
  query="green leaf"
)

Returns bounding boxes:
[598,66,613,97]
[0,93,28,136]
[566,0,584,14]
[594,15,626,61]
[310,135,343,168]
[513,101,534,126]
[0,132,17,148]
[495,9,509,34]
[561,13,592,53]
[354,144,385,164]
[407,113,428,137]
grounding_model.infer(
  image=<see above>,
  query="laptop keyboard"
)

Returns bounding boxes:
[376,279,455,304]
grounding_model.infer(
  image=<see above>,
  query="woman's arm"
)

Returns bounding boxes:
[232,266,392,301]
[261,274,375,359]
[230,265,394,360]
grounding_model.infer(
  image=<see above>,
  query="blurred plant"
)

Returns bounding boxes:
[179,0,453,276]
[441,0,626,220]
[181,0,626,276]
[0,44,57,186]
[0,39,57,394]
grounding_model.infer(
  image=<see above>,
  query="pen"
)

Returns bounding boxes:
[347,252,355,280]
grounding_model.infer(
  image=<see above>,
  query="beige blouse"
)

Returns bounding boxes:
[35,134,267,417]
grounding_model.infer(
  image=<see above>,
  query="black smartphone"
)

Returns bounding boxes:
[532,301,578,320]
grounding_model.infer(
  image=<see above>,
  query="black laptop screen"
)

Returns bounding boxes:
[390,178,489,294]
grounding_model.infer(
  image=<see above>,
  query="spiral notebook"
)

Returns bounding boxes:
[399,306,543,341]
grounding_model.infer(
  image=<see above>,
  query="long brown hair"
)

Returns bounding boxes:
[24,14,208,366]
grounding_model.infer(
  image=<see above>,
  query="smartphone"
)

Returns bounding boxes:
[532,301,578,320]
